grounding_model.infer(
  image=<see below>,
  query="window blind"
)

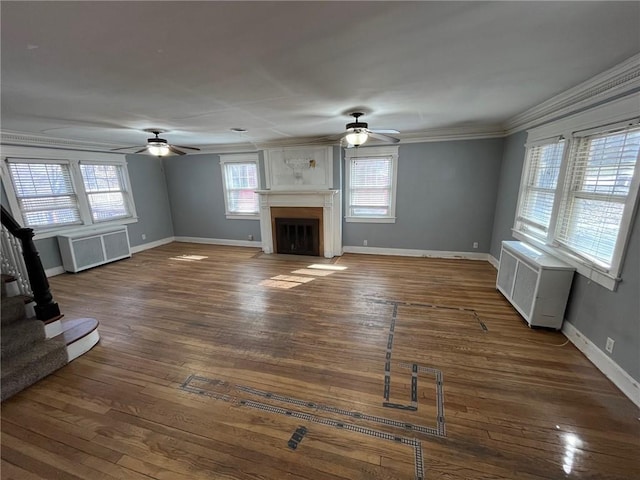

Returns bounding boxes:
[555,125,640,268]
[7,162,81,227]
[80,164,130,221]
[349,157,393,216]
[516,140,565,238]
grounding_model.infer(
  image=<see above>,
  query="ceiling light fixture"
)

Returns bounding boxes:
[147,140,170,157]
[345,129,368,147]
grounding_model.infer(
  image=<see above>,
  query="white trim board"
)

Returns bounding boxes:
[174,236,262,248]
[130,236,175,254]
[45,266,66,278]
[562,321,640,408]
[488,255,499,270]
[343,245,490,261]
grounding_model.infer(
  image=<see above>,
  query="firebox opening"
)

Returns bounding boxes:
[275,218,320,256]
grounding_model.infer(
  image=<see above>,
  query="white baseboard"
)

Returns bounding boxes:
[343,245,491,261]
[488,254,499,270]
[45,266,65,278]
[130,236,175,254]
[562,321,640,408]
[174,236,262,248]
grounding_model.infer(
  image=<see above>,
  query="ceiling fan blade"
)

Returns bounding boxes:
[370,129,400,134]
[168,145,186,155]
[110,145,144,151]
[173,145,201,151]
[367,131,400,143]
[134,148,148,154]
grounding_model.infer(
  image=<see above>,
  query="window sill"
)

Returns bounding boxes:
[345,216,396,224]
[33,217,139,241]
[512,230,619,291]
[225,214,260,220]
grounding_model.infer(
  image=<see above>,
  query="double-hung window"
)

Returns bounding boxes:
[80,163,131,222]
[1,146,137,236]
[219,153,260,219]
[345,146,399,223]
[555,125,639,270]
[514,139,565,240]
[7,160,81,228]
[514,94,640,290]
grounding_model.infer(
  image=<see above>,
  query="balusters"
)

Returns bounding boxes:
[1,225,33,296]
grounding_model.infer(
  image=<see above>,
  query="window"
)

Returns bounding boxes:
[7,161,81,228]
[1,147,137,237]
[515,140,565,239]
[345,146,399,223]
[555,126,639,269]
[219,154,260,219]
[80,163,131,222]
[514,94,640,290]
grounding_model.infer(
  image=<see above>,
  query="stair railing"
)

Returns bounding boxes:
[1,205,61,320]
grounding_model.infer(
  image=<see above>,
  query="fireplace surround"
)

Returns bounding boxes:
[256,190,341,258]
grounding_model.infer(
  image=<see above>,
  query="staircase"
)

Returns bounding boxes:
[1,275,67,401]
[1,205,101,402]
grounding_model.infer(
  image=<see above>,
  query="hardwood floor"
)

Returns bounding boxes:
[2,242,638,479]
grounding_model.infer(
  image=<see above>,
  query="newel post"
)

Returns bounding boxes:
[15,227,61,320]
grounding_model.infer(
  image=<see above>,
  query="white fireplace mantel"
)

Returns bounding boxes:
[255,189,342,258]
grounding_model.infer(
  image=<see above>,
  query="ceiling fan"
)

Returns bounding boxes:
[340,112,400,147]
[111,129,201,156]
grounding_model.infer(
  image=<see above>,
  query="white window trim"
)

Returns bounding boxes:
[344,145,399,224]
[514,93,640,291]
[0,146,138,239]
[219,153,260,220]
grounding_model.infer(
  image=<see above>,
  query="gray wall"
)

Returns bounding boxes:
[125,154,174,247]
[343,139,504,252]
[489,131,526,259]
[489,132,640,382]
[565,208,640,381]
[163,152,262,241]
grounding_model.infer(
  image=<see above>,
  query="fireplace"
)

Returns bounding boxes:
[275,218,320,256]
[256,190,342,258]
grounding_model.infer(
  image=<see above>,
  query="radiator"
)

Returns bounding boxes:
[496,241,574,329]
[57,225,131,273]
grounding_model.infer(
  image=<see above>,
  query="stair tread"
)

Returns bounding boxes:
[61,318,99,345]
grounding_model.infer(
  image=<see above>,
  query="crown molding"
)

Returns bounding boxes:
[0,130,123,152]
[504,53,640,134]
[398,124,505,143]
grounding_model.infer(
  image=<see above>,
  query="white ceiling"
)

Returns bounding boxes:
[1,1,639,150]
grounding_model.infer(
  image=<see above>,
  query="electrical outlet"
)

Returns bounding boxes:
[248,234,254,241]
[141,233,146,240]
[605,337,615,354]
[473,241,479,249]
[363,240,368,246]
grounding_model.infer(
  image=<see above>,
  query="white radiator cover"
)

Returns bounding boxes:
[497,241,575,329]
[57,225,131,273]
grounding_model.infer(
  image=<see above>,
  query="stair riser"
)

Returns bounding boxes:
[0,342,68,402]
[1,298,25,326]
[1,322,46,360]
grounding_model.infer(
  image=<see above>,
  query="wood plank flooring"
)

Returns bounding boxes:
[2,243,639,479]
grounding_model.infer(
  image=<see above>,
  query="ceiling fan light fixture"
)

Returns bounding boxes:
[148,141,170,156]
[345,129,368,147]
